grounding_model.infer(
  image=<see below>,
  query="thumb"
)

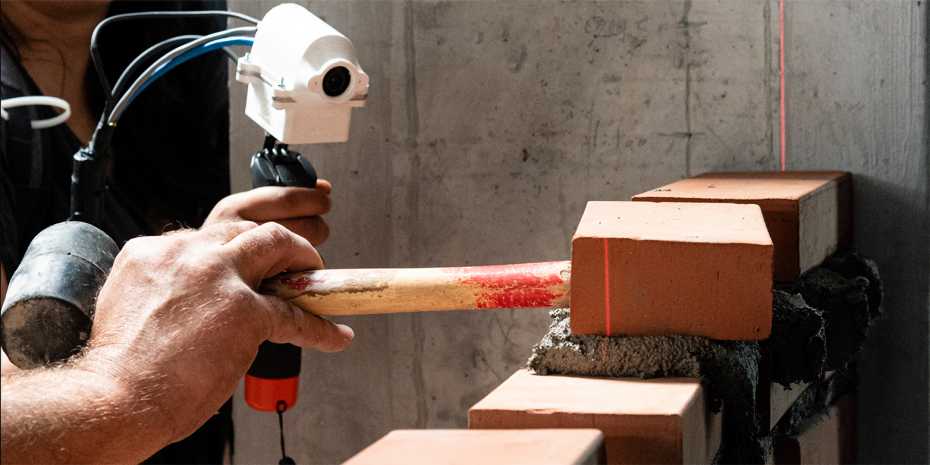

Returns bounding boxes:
[259,296,354,352]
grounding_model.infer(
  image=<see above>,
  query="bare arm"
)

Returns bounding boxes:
[0,222,353,464]
[0,356,171,463]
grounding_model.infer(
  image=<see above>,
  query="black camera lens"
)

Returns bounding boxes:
[322,66,351,97]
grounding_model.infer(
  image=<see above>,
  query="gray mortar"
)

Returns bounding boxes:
[526,251,882,465]
[529,308,710,379]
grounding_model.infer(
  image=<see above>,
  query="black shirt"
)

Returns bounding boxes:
[1,1,233,462]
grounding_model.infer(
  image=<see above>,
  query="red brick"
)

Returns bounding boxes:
[633,171,851,281]
[341,429,605,465]
[571,201,773,340]
[469,370,720,465]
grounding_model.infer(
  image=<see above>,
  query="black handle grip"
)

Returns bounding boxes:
[246,135,316,411]
[248,341,302,378]
[250,135,317,189]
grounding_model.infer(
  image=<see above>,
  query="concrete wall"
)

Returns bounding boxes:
[227,1,928,463]
[782,2,928,464]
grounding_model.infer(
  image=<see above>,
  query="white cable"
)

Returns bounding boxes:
[0,96,72,129]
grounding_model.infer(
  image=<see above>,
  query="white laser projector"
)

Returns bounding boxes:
[236,3,369,144]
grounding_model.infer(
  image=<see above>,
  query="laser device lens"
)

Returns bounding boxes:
[322,66,351,97]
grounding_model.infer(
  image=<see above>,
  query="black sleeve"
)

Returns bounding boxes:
[102,0,231,230]
[0,124,20,274]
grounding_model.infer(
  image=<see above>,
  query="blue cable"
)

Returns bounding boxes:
[128,36,254,105]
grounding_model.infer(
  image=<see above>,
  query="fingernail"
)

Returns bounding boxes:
[338,324,355,341]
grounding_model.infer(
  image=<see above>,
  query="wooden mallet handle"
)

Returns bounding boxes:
[263,261,571,316]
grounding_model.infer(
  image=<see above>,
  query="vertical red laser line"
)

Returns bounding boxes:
[603,239,611,335]
[779,0,786,171]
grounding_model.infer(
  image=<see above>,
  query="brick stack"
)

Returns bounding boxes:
[637,171,854,462]
[468,172,853,464]
[341,171,853,465]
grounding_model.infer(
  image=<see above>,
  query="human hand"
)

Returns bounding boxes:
[80,221,353,444]
[204,179,332,245]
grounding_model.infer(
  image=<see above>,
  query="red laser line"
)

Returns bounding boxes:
[779,0,786,171]
[603,239,611,335]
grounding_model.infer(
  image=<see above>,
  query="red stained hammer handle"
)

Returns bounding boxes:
[263,260,571,316]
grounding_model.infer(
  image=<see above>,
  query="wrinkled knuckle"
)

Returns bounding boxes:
[221,220,258,238]
[182,255,223,278]
[119,237,158,263]
[234,220,259,231]
[162,234,191,254]
[262,221,295,244]
[258,299,285,341]
[229,286,258,310]
[210,197,240,221]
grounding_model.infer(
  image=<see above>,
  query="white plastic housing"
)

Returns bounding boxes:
[237,3,369,144]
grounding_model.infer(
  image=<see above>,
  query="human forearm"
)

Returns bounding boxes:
[0,222,353,464]
[0,354,172,464]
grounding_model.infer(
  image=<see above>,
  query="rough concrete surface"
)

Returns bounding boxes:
[227,1,928,463]
[782,2,929,462]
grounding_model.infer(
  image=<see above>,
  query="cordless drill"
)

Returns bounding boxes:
[243,135,317,413]
[236,3,367,415]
